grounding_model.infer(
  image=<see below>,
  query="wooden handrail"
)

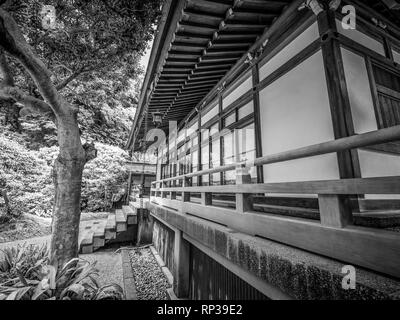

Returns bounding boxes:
[152,125,400,185]
[151,176,400,195]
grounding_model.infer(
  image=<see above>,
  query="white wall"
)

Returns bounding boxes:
[201,103,218,125]
[341,48,377,134]
[259,22,319,81]
[222,74,252,109]
[259,50,340,184]
[335,19,385,56]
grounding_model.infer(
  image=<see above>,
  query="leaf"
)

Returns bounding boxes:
[6,286,32,300]
[16,269,28,286]
[61,283,85,300]
[32,279,50,300]
[41,265,57,290]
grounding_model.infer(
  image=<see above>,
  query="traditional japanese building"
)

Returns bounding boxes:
[127,0,400,299]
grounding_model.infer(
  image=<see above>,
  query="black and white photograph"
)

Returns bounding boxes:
[1,0,400,308]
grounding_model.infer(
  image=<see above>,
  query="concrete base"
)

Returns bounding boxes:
[149,202,400,300]
[121,249,137,300]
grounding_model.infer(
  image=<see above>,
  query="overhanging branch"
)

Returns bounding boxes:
[0,8,65,116]
[0,86,53,115]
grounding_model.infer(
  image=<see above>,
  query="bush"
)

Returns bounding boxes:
[0,135,54,217]
[0,244,124,300]
[0,134,130,216]
[81,143,130,212]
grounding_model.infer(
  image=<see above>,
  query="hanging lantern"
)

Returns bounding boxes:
[152,111,163,126]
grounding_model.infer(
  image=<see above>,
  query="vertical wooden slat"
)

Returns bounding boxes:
[173,230,190,298]
[201,192,212,206]
[252,61,264,183]
[235,165,253,213]
[318,194,353,228]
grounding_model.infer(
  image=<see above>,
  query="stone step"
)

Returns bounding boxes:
[80,228,94,254]
[93,220,107,250]
[122,205,137,225]
[115,209,127,232]
[105,213,116,240]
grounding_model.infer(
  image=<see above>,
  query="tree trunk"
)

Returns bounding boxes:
[50,108,86,268]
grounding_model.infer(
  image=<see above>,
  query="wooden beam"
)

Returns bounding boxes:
[195,62,235,69]
[172,41,205,50]
[152,124,400,185]
[167,51,201,59]
[182,8,225,21]
[178,20,217,32]
[175,31,211,41]
[199,56,241,63]
[318,9,361,217]
[219,21,266,31]
[204,48,247,56]
[211,39,253,47]
[188,74,225,81]
[318,195,353,228]
[185,78,219,86]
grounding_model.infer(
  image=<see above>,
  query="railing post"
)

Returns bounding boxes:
[318,194,353,228]
[182,177,190,203]
[235,165,253,213]
[171,179,177,200]
[161,181,167,199]
[201,192,212,206]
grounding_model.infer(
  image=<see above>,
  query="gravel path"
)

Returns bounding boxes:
[129,248,170,300]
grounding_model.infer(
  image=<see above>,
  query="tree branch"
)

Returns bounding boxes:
[0,85,53,115]
[0,8,66,116]
[55,61,114,91]
[0,50,52,115]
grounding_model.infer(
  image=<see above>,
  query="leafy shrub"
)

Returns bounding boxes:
[0,244,124,300]
[81,143,130,212]
[0,243,49,283]
[0,134,129,216]
[0,135,54,217]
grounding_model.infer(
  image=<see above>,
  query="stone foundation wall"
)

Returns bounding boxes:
[149,202,400,300]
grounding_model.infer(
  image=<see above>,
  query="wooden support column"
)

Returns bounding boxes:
[161,181,168,199]
[318,9,360,215]
[318,194,353,228]
[235,165,253,213]
[318,10,361,180]
[173,229,190,299]
[181,177,190,212]
[201,192,212,206]
[252,62,264,183]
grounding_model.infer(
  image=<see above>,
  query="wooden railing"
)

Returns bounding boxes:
[150,125,400,279]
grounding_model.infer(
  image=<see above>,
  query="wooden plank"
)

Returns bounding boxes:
[154,176,400,195]
[318,10,361,180]
[153,124,400,185]
[173,230,190,298]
